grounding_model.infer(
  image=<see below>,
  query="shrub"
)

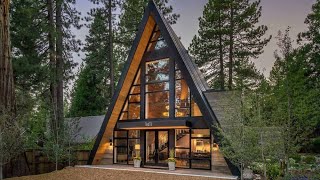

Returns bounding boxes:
[267,163,281,180]
[290,154,302,163]
[311,137,320,153]
[303,155,316,164]
[250,162,264,174]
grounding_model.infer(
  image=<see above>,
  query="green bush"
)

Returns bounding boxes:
[267,163,281,180]
[290,154,301,163]
[250,162,264,174]
[303,155,316,164]
[311,137,320,153]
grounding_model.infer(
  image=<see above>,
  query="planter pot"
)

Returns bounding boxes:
[168,162,175,171]
[134,159,141,168]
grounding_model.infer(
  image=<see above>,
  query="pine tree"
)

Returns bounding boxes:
[269,28,319,173]
[0,0,15,113]
[10,0,82,170]
[189,0,270,90]
[69,9,112,117]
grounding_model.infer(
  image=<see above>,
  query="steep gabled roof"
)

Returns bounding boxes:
[88,0,220,165]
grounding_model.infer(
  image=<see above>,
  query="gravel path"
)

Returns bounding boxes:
[7,167,229,180]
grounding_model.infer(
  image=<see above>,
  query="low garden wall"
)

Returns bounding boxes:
[3,149,90,178]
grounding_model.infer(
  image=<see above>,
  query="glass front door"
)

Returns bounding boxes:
[145,130,169,166]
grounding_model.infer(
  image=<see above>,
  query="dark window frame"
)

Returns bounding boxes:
[113,130,141,165]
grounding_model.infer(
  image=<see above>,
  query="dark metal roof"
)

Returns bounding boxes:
[204,91,241,127]
[66,115,105,144]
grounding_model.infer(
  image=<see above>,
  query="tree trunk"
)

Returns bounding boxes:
[56,0,64,131]
[218,9,225,90]
[228,2,234,90]
[109,0,114,96]
[240,163,243,180]
[0,131,3,180]
[0,0,15,114]
[47,0,58,134]
[0,163,2,180]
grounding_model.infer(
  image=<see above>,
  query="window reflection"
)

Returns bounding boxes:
[175,65,202,117]
[146,59,169,83]
[146,59,170,119]
[146,91,169,118]
[191,129,210,138]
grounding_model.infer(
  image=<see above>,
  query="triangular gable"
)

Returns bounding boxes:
[88,0,219,165]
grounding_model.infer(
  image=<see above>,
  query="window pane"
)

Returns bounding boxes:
[191,98,202,116]
[175,129,190,148]
[192,129,210,138]
[176,108,190,117]
[146,91,169,119]
[176,159,189,168]
[128,139,140,164]
[191,159,210,169]
[119,112,128,120]
[133,70,141,85]
[114,147,127,164]
[175,79,190,117]
[175,70,182,79]
[146,59,169,82]
[130,85,140,94]
[115,139,127,146]
[114,131,127,138]
[146,74,169,83]
[191,139,210,157]
[128,104,140,119]
[122,100,128,111]
[175,149,190,159]
[154,39,168,50]
[128,95,140,103]
[146,82,169,92]
[128,130,140,138]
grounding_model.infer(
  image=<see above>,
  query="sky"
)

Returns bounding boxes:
[73,0,315,77]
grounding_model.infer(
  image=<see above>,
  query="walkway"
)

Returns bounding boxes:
[77,165,238,180]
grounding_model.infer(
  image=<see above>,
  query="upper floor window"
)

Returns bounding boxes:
[146,58,170,119]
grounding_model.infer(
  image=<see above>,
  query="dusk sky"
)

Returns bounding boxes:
[73,0,316,77]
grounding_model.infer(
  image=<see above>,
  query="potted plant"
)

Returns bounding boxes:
[167,149,176,171]
[133,154,141,168]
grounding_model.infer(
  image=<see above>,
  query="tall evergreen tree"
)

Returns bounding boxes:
[69,9,112,117]
[268,28,319,173]
[189,0,270,90]
[68,0,117,117]
[0,0,15,113]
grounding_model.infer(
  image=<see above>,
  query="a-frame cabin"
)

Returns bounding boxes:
[88,0,236,175]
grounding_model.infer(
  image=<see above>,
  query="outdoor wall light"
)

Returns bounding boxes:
[109,138,113,146]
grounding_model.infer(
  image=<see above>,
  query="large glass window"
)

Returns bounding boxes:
[146,59,170,119]
[114,130,128,164]
[175,129,190,168]
[119,26,203,121]
[175,64,202,117]
[114,130,140,165]
[120,70,141,120]
[174,129,211,169]
[191,129,211,169]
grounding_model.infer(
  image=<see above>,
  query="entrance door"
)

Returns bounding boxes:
[145,130,169,166]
